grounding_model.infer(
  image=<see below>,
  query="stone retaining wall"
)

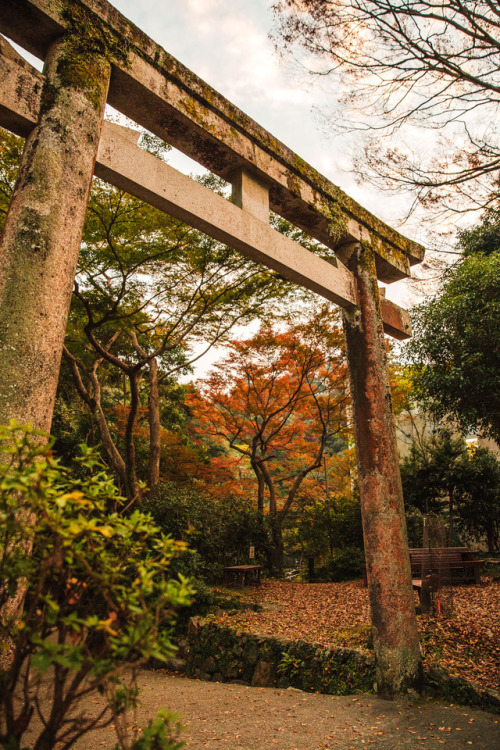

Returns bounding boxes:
[172,617,500,712]
[178,616,375,695]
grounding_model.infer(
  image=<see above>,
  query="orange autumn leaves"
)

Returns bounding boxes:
[189,307,350,518]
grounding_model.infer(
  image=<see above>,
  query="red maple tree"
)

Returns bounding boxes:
[190,307,350,572]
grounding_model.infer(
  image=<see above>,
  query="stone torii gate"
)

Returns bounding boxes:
[0,0,424,695]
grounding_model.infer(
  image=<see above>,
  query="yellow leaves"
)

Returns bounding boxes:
[99,611,119,636]
[56,491,91,508]
[93,526,114,538]
[98,618,118,636]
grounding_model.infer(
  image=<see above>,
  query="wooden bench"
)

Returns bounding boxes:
[409,547,485,600]
[362,547,484,592]
[223,565,263,587]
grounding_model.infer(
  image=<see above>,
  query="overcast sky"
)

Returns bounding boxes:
[111,2,338,178]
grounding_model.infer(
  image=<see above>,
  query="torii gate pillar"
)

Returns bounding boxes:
[0,35,110,431]
[342,242,422,696]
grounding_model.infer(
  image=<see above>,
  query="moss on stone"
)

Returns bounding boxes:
[61,1,130,68]
[43,0,132,111]
[182,617,376,696]
[46,0,424,266]
[425,666,500,713]
[320,196,349,244]
[54,46,109,111]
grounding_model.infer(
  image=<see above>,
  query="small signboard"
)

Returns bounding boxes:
[249,545,255,559]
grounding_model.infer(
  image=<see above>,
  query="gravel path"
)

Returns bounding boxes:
[65,671,499,749]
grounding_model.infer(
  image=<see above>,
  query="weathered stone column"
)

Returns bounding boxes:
[0,35,111,432]
[342,242,422,696]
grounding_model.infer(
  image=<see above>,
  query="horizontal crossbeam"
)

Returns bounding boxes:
[0,44,411,339]
[97,123,359,310]
[1,0,424,283]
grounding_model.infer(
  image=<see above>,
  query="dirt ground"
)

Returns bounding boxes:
[37,670,500,750]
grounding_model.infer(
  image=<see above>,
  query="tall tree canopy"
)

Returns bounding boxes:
[191,307,349,572]
[62,174,292,502]
[273,1,500,217]
[406,212,500,443]
[400,430,500,550]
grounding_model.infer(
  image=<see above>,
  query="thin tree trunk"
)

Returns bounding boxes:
[62,347,127,494]
[448,488,455,546]
[147,357,161,498]
[124,372,141,503]
[260,461,283,574]
[269,516,284,576]
[252,460,266,515]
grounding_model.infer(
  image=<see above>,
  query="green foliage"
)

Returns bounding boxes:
[458,209,500,258]
[130,711,185,750]
[144,482,266,582]
[0,423,193,750]
[405,506,424,548]
[275,642,374,695]
[316,547,365,582]
[295,492,363,560]
[407,227,500,443]
[452,447,500,551]
[400,430,500,550]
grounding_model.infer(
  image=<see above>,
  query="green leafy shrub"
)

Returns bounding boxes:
[405,507,424,547]
[0,423,193,749]
[293,493,364,561]
[144,482,266,582]
[316,547,365,582]
[400,430,500,550]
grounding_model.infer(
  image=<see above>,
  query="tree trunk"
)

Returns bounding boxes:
[255,468,265,515]
[448,488,455,546]
[259,461,284,575]
[269,514,284,577]
[486,527,497,552]
[342,241,422,697]
[124,372,141,504]
[0,35,110,433]
[147,358,161,498]
[62,348,128,496]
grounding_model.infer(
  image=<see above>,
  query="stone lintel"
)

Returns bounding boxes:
[0,36,44,137]
[96,122,359,312]
[230,168,270,224]
[0,0,425,282]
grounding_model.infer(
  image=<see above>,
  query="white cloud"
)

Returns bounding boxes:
[184,0,222,13]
